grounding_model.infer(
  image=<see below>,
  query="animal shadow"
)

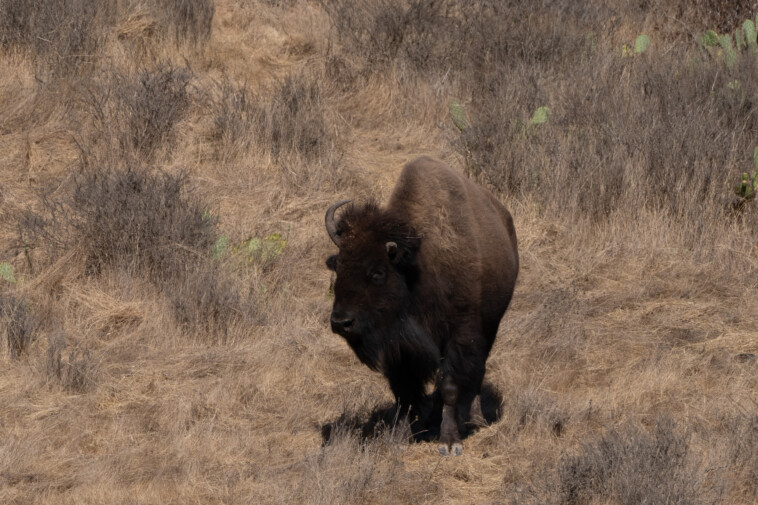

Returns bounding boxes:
[320,382,503,445]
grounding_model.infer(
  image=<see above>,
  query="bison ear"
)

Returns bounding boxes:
[326,255,338,271]
[385,241,398,260]
[386,236,421,268]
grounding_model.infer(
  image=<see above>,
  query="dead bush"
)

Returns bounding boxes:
[171,261,255,340]
[15,166,258,337]
[120,65,192,159]
[285,427,438,505]
[45,333,96,392]
[0,0,110,76]
[555,418,720,505]
[324,1,602,76]
[240,69,347,190]
[0,293,38,359]
[208,76,254,161]
[0,0,214,75]
[17,166,215,280]
[79,65,192,162]
[70,166,214,279]
[323,0,460,72]
[156,0,215,47]
[726,413,758,501]
[252,72,335,163]
[458,39,758,237]
[506,388,568,438]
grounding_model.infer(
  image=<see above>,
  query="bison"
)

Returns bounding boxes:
[325,156,518,455]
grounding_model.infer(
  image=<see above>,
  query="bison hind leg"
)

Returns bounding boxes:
[469,395,486,428]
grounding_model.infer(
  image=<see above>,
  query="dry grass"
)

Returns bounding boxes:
[1,0,758,504]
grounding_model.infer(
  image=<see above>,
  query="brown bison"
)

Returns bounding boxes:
[325,156,518,455]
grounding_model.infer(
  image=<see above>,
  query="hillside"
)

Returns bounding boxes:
[1,1,757,503]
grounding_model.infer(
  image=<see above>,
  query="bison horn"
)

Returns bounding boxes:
[325,199,351,247]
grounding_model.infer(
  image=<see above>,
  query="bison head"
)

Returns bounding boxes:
[325,200,421,368]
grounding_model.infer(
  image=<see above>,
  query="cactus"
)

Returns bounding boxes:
[703,30,720,47]
[744,19,758,53]
[233,232,287,264]
[449,99,468,132]
[634,34,650,54]
[735,28,744,51]
[735,172,755,200]
[211,235,229,259]
[734,147,758,201]
[529,106,552,126]
[0,262,16,283]
[727,80,742,92]
[719,34,738,69]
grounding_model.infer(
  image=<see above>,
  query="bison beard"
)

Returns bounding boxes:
[325,156,518,455]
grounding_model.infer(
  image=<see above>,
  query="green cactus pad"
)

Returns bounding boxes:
[530,106,552,126]
[719,34,738,69]
[634,34,650,54]
[703,30,720,47]
[0,262,16,283]
[744,20,758,53]
[211,235,229,259]
[448,99,468,132]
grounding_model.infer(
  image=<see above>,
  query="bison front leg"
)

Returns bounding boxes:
[438,373,463,456]
[437,332,488,456]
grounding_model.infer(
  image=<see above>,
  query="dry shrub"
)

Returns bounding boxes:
[208,76,254,161]
[68,166,214,279]
[325,0,758,239]
[16,165,258,337]
[228,68,345,189]
[567,420,712,502]
[80,65,192,162]
[253,72,335,163]
[554,418,720,505]
[45,333,96,392]
[324,1,605,76]
[208,69,340,174]
[0,293,38,359]
[0,0,214,75]
[677,0,758,33]
[171,261,255,339]
[452,12,758,247]
[725,413,758,501]
[504,388,568,439]
[116,65,192,160]
[156,0,215,47]
[0,0,109,76]
[323,0,461,72]
[284,428,438,505]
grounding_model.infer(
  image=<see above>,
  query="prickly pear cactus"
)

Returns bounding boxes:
[719,34,738,69]
[744,20,757,54]
[634,34,650,54]
[0,262,16,283]
[449,99,468,132]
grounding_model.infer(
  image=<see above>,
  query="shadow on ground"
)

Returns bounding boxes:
[320,382,503,445]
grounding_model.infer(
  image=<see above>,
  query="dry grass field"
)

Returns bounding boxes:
[1,1,758,503]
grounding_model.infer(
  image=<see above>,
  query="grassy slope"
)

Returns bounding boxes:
[1,1,757,504]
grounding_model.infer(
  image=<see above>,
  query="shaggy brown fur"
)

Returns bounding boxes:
[325,156,519,454]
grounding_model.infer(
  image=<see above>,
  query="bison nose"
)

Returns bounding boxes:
[331,313,355,333]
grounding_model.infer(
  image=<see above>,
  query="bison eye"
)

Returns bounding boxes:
[369,267,386,285]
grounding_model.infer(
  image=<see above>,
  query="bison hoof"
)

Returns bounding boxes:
[438,443,463,457]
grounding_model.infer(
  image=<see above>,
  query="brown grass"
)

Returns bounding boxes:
[1,0,758,504]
